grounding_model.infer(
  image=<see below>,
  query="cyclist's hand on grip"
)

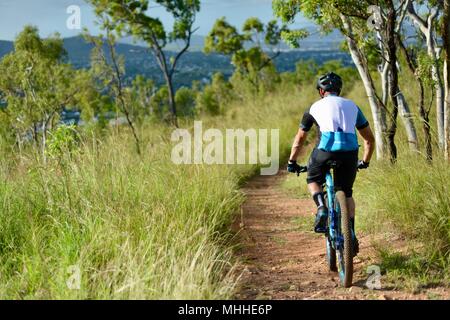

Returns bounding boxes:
[357,160,370,170]
[288,161,307,176]
[287,160,301,174]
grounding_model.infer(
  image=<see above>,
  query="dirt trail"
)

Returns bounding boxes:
[234,171,448,300]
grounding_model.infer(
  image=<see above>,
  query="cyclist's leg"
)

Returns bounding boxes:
[332,152,357,222]
[307,148,329,198]
[333,151,359,254]
[332,150,358,208]
[307,148,331,233]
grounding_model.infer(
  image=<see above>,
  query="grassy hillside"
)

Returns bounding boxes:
[0,74,447,298]
[0,84,316,299]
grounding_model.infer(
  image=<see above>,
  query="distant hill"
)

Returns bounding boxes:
[0,35,352,88]
[119,35,206,51]
[119,30,344,52]
[0,40,13,58]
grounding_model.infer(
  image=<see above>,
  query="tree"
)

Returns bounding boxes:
[407,1,445,151]
[443,0,450,159]
[0,26,84,160]
[195,72,233,116]
[398,34,434,161]
[85,29,142,155]
[126,75,155,124]
[204,17,305,94]
[175,87,196,117]
[88,0,201,127]
[372,0,419,155]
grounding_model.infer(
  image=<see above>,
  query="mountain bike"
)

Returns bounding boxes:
[296,161,355,288]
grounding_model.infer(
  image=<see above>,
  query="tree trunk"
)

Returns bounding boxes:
[407,4,445,150]
[382,62,419,153]
[340,14,388,160]
[381,63,390,107]
[165,72,179,128]
[153,48,179,128]
[398,33,432,161]
[443,0,450,160]
[386,2,399,162]
[397,92,419,152]
[431,59,445,150]
[418,81,433,161]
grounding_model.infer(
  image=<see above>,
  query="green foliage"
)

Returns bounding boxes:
[175,87,197,117]
[197,86,220,116]
[46,125,81,160]
[242,17,265,36]
[205,17,290,94]
[88,0,201,121]
[150,86,170,119]
[417,52,440,88]
[88,0,200,47]
[204,17,244,55]
[0,26,87,150]
[126,75,155,123]
[280,29,308,49]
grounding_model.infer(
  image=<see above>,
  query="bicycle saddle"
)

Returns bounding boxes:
[326,160,342,168]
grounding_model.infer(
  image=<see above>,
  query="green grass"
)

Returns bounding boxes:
[355,155,450,288]
[0,85,316,299]
[348,77,449,289]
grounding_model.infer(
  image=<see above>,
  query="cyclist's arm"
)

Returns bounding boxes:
[289,129,308,161]
[355,107,375,163]
[358,126,375,163]
[289,110,314,161]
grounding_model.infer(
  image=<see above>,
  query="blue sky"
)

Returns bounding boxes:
[0,0,314,40]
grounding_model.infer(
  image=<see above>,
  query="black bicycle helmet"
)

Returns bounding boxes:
[316,72,343,95]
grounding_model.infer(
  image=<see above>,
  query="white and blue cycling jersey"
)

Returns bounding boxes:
[300,94,369,152]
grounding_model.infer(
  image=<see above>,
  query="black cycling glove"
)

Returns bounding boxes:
[357,160,370,170]
[288,160,302,174]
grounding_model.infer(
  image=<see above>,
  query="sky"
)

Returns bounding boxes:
[0,0,314,41]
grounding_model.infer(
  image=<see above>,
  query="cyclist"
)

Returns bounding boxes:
[287,72,376,255]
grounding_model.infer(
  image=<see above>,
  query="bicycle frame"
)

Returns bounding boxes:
[325,170,344,251]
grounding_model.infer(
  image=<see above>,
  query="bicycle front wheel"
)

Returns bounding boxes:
[335,191,353,288]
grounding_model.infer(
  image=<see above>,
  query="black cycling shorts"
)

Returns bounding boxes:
[307,148,358,198]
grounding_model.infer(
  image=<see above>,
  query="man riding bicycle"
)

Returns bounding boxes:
[287,72,376,255]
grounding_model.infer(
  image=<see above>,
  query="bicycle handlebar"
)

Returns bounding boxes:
[294,162,368,177]
[295,166,308,176]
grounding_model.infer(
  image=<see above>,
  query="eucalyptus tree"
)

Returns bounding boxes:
[0,26,85,160]
[398,34,434,161]
[204,17,306,93]
[407,0,445,151]
[87,0,201,127]
[442,0,450,159]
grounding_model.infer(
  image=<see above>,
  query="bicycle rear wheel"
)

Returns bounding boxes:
[326,235,337,272]
[335,191,353,288]
[324,194,337,272]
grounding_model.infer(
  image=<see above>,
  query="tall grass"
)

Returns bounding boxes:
[0,85,313,299]
[346,80,450,285]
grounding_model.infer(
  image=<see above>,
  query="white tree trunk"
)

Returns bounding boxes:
[430,55,445,150]
[397,92,419,152]
[444,0,450,160]
[381,63,390,107]
[445,60,450,159]
[340,14,387,159]
[408,6,445,150]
